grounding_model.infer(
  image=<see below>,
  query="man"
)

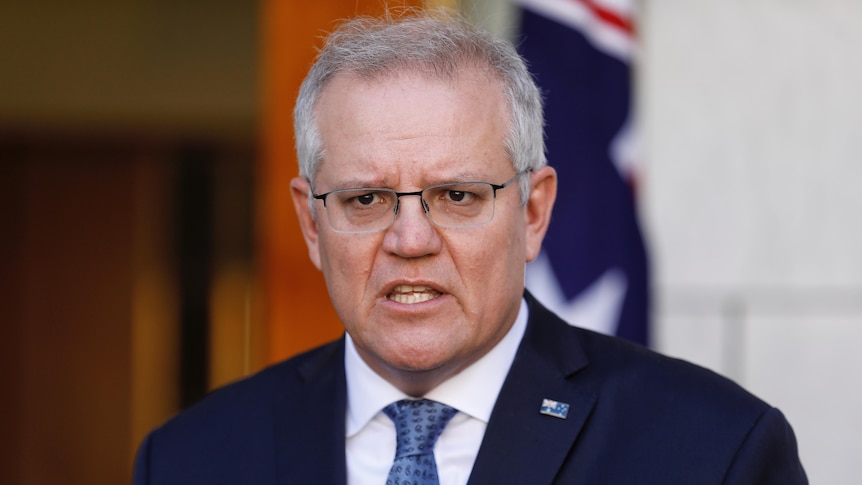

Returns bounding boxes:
[133,11,806,484]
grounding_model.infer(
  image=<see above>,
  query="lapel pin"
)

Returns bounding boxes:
[540,399,570,419]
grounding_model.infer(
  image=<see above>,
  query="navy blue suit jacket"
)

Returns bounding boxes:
[133,293,806,484]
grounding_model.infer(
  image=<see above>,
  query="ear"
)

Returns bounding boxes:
[523,166,557,263]
[290,177,322,270]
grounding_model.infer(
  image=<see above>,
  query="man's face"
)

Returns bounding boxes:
[291,68,555,394]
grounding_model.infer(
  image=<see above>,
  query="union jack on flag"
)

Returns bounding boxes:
[519,0,650,345]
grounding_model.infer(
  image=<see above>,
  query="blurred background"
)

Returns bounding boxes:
[1,0,859,483]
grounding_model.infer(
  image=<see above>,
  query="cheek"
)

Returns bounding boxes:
[452,224,524,290]
[318,233,376,293]
[491,217,528,289]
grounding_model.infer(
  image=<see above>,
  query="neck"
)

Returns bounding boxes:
[354,345,481,397]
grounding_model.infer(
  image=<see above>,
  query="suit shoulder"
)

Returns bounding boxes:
[558,326,805,482]
[133,339,344,483]
[149,339,342,440]
[561,323,776,441]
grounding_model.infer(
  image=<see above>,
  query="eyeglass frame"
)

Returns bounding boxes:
[310,170,532,233]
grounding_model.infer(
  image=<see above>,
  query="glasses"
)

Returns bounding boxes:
[312,171,530,233]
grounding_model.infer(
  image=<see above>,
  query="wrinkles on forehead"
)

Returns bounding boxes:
[313,65,512,168]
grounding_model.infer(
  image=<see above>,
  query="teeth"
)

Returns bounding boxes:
[388,285,442,304]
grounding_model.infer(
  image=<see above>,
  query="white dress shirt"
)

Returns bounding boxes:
[345,298,528,485]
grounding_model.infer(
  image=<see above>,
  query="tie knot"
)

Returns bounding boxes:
[383,399,457,459]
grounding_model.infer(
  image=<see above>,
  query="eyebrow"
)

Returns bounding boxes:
[319,170,495,192]
[316,177,386,192]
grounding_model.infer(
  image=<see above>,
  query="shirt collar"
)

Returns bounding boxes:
[345,298,528,437]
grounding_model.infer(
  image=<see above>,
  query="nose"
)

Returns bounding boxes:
[381,194,442,258]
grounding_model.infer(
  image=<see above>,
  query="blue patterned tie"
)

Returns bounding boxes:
[383,399,458,485]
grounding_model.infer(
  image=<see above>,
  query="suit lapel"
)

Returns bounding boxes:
[273,339,347,485]
[468,293,597,484]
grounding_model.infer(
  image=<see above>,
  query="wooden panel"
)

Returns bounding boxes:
[0,154,27,485]
[130,154,180,459]
[0,136,191,484]
[0,142,136,484]
[209,148,260,389]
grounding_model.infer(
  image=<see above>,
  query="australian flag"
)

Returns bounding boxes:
[519,0,650,346]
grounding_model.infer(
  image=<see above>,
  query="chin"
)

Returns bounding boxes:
[384,344,454,373]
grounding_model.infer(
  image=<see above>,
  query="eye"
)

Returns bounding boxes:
[444,189,479,204]
[354,192,378,206]
[446,190,468,202]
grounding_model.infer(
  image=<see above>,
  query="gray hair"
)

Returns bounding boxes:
[294,10,546,204]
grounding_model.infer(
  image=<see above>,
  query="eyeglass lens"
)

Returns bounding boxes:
[324,182,497,232]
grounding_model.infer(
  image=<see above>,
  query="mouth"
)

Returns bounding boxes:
[387,284,443,304]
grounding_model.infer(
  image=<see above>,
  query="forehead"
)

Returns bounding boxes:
[312,67,511,186]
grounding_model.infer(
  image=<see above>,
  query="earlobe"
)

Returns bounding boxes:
[524,166,557,263]
[290,177,322,270]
